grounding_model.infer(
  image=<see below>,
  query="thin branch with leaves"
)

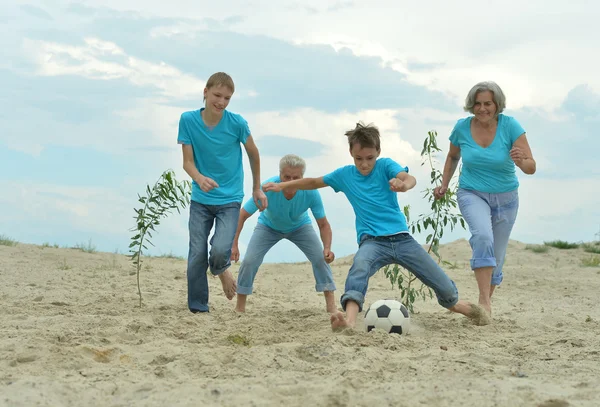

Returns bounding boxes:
[129,169,191,307]
[382,130,465,312]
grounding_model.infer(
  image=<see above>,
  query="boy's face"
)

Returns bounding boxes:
[203,84,233,116]
[350,143,380,176]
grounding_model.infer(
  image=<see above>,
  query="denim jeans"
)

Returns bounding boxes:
[187,200,241,312]
[457,188,519,286]
[237,223,336,295]
[341,233,459,312]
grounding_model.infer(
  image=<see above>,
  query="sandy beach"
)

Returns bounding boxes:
[1,239,599,407]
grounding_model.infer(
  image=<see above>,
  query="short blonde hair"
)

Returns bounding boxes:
[206,72,235,93]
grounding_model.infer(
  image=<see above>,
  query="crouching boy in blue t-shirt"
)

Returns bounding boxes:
[264,122,489,330]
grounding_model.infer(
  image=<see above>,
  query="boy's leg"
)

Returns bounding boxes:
[187,201,215,313]
[457,189,496,313]
[490,190,519,294]
[208,202,241,300]
[235,224,282,312]
[392,234,490,325]
[287,224,337,313]
[331,239,392,330]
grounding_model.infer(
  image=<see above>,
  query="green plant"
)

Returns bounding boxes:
[525,244,549,253]
[74,239,97,253]
[0,234,18,246]
[543,240,579,249]
[581,256,600,267]
[58,258,72,270]
[582,243,600,254]
[381,130,465,312]
[129,169,191,307]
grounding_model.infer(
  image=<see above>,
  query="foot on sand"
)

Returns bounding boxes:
[468,304,492,326]
[218,270,236,300]
[330,311,354,332]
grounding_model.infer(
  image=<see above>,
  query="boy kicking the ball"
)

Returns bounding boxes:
[263,122,489,330]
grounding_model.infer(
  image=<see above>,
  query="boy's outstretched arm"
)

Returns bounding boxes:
[231,208,253,262]
[263,177,327,192]
[243,136,268,211]
[389,172,416,193]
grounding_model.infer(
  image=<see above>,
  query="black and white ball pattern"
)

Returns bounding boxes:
[364,299,410,335]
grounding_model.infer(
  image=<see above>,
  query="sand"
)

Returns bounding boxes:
[1,240,599,407]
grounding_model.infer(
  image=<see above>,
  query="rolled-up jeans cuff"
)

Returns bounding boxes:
[340,290,365,312]
[316,283,336,292]
[470,257,496,270]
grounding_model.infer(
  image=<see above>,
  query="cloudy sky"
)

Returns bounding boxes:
[1,0,599,263]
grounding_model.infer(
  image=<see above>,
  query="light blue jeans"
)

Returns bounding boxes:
[237,223,336,295]
[341,233,459,312]
[457,188,519,286]
[186,200,241,313]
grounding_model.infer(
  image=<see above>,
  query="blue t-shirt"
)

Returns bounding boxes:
[177,108,250,205]
[449,114,525,193]
[323,158,409,243]
[243,176,326,233]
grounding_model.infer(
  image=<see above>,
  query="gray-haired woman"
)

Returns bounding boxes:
[434,81,536,318]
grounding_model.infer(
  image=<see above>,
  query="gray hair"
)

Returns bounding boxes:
[279,154,306,175]
[463,81,506,115]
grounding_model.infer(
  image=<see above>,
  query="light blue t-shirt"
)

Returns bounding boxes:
[323,158,409,243]
[449,114,525,194]
[243,176,326,233]
[177,108,250,205]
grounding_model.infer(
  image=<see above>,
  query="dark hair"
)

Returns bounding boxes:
[345,122,381,151]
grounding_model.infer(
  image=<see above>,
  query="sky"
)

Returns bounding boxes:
[1,0,599,263]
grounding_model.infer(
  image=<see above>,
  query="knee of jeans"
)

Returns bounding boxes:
[470,232,494,253]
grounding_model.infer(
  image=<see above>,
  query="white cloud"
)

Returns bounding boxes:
[22,37,206,99]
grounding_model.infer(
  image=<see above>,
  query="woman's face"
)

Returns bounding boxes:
[473,90,497,123]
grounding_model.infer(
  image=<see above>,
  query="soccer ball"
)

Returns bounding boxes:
[364,299,410,335]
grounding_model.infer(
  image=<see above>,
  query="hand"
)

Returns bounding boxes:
[510,146,527,164]
[230,243,240,262]
[253,189,268,211]
[262,182,282,193]
[389,178,409,192]
[433,185,448,200]
[198,175,219,192]
[323,248,335,264]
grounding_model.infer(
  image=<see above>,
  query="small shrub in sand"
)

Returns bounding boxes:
[382,131,466,313]
[582,243,600,254]
[129,170,191,307]
[581,256,600,267]
[543,240,579,250]
[0,234,18,246]
[525,244,549,253]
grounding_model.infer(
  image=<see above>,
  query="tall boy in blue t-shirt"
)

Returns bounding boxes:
[178,72,268,313]
[264,122,489,330]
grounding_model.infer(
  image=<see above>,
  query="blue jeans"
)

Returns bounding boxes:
[186,200,241,312]
[237,223,336,295]
[457,188,519,286]
[341,233,459,312]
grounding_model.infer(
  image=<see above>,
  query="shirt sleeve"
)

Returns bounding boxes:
[309,191,326,220]
[322,167,344,193]
[242,197,259,215]
[506,116,526,144]
[177,113,191,145]
[238,115,251,145]
[448,119,462,147]
[384,158,408,179]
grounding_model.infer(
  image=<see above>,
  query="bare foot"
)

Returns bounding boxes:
[449,300,491,326]
[330,311,354,332]
[468,304,491,326]
[218,269,236,300]
[235,294,247,312]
